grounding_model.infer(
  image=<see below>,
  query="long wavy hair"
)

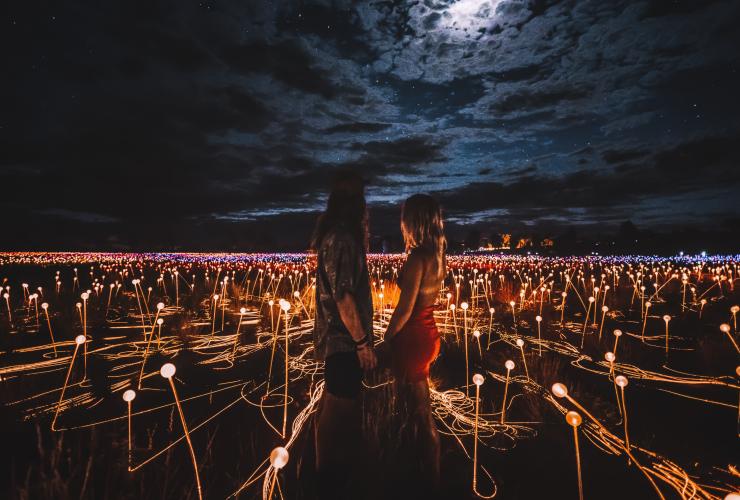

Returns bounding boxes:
[401,194,446,268]
[310,170,369,251]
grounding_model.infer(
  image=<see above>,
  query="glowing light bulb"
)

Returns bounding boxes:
[566,411,582,427]
[461,302,468,310]
[270,446,289,469]
[605,352,615,362]
[75,335,86,345]
[472,373,484,386]
[41,302,48,310]
[720,323,731,333]
[473,330,480,338]
[157,318,164,325]
[516,338,524,347]
[613,329,622,337]
[663,315,671,323]
[615,375,628,388]
[157,302,165,310]
[240,307,246,314]
[160,363,176,379]
[552,383,568,398]
[505,360,515,371]
[123,389,136,402]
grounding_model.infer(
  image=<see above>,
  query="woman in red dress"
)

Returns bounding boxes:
[384,193,446,487]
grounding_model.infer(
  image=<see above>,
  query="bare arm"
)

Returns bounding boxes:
[385,253,424,339]
[336,292,368,344]
[336,291,377,370]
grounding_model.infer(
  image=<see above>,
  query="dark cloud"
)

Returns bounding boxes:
[323,122,392,134]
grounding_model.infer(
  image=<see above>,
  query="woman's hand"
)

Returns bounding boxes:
[356,342,377,371]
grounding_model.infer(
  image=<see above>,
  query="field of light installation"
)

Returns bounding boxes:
[1,252,739,499]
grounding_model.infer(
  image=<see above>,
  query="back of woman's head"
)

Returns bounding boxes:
[310,170,368,251]
[401,194,446,264]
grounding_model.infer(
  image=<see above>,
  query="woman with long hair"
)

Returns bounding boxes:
[383,193,446,488]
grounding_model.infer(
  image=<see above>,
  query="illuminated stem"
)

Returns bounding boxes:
[572,426,583,500]
[232,313,244,360]
[282,309,290,438]
[619,386,630,451]
[44,309,57,357]
[473,383,481,491]
[519,346,529,381]
[127,400,133,469]
[167,377,203,500]
[501,369,511,424]
[52,342,81,431]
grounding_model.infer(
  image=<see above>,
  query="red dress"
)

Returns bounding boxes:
[391,305,441,382]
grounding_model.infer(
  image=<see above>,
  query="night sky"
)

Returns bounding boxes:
[4,1,740,251]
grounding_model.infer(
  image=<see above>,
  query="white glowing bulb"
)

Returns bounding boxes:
[41,302,48,310]
[157,302,165,310]
[280,300,291,312]
[489,307,495,314]
[472,373,484,386]
[240,307,247,314]
[516,338,524,347]
[615,375,628,388]
[157,318,164,325]
[613,329,622,337]
[75,335,86,345]
[552,383,568,398]
[605,352,615,362]
[473,330,480,338]
[81,292,89,300]
[602,306,609,312]
[535,315,542,322]
[461,302,468,310]
[160,363,176,379]
[720,323,731,333]
[270,446,289,469]
[505,360,515,371]
[123,389,136,402]
[509,300,516,307]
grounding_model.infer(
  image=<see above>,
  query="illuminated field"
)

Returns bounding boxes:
[1,252,739,499]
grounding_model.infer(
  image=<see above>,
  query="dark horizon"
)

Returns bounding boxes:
[4,1,740,252]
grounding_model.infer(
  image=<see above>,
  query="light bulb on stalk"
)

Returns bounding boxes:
[500,360,515,424]
[160,363,176,379]
[552,383,568,398]
[720,323,740,353]
[471,372,485,491]
[160,362,202,499]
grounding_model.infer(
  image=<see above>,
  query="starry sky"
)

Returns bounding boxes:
[3,0,740,250]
